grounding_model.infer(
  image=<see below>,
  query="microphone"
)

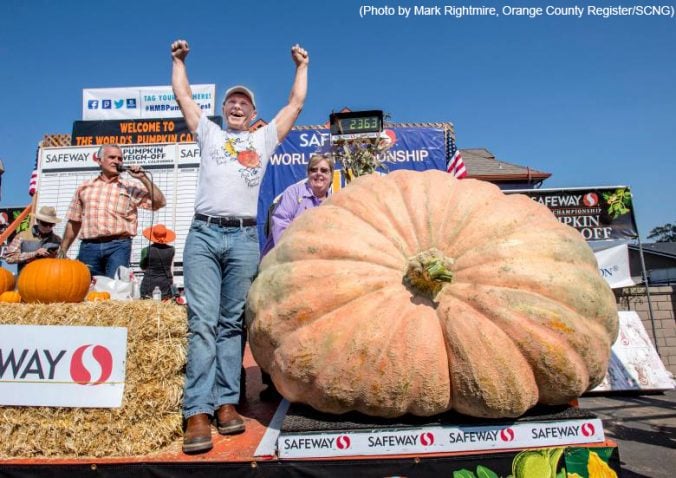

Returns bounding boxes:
[116,164,129,173]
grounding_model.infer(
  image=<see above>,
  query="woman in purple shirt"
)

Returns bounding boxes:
[257,153,334,400]
[260,153,335,257]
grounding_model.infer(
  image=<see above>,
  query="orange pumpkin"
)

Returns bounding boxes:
[18,258,91,303]
[86,291,111,302]
[0,267,15,295]
[246,170,619,419]
[0,290,21,303]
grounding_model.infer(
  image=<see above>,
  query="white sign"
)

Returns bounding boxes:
[593,311,675,391]
[37,143,201,274]
[0,325,127,407]
[594,243,636,289]
[278,418,604,459]
[83,85,216,120]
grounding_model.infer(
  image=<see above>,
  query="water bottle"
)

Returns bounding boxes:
[152,286,162,302]
[130,272,141,299]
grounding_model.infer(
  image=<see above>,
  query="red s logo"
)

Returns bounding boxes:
[420,432,435,446]
[500,428,515,442]
[336,435,351,449]
[581,423,595,437]
[70,345,113,385]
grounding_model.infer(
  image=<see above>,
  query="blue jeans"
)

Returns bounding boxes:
[77,238,132,278]
[182,219,259,418]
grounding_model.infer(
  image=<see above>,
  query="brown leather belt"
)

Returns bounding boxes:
[194,214,256,227]
[81,235,131,243]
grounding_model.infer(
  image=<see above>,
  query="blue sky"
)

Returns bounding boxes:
[1,0,674,239]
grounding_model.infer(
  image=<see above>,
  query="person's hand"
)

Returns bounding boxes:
[291,44,309,67]
[57,247,67,259]
[34,247,50,258]
[171,40,190,61]
[127,165,147,179]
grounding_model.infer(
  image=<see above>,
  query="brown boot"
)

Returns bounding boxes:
[182,413,213,454]
[215,404,245,435]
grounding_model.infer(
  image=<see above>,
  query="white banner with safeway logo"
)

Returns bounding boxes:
[0,325,127,407]
[594,243,636,289]
[277,418,604,459]
[83,85,216,120]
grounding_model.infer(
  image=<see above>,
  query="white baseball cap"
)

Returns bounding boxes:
[223,85,256,109]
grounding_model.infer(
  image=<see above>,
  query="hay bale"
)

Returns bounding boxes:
[0,301,187,457]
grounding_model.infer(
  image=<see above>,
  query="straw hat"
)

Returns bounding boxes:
[34,206,62,224]
[143,224,176,244]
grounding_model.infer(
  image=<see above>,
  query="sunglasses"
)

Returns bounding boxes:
[37,220,54,227]
[309,167,331,174]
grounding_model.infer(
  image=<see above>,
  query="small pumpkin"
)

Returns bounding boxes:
[247,170,619,419]
[0,290,21,303]
[86,291,111,302]
[0,267,15,295]
[18,258,91,303]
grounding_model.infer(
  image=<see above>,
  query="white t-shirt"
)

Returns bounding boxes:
[194,114,278,218]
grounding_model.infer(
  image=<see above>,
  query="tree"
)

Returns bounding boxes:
[647,223,676,243]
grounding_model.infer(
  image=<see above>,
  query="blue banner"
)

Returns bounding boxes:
[257,127,447,248]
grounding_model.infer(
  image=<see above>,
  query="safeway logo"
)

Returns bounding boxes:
[581,422,595,437]
[500,428,515,442]
[420,432,434,446]
[70,344,113,385]
[583,193,599,207]
[336,435,351,449]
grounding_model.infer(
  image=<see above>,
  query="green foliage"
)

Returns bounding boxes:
[14,211,30,232]
[564,446,616,477]
[476,465,500,478]
[332,138,389,181]
[452,465,500,478]
[647,223,676,243]
[453,469,477,478]
[602,188,632,219]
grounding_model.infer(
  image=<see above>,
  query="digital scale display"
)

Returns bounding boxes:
[330,110,384,141]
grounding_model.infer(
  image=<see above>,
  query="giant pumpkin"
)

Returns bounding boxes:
[246,170,619,419]
[18,258,91,303]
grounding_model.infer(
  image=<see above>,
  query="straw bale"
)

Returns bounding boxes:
[0,301,187,457]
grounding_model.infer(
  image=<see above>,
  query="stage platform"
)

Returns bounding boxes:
[0,349,622,477]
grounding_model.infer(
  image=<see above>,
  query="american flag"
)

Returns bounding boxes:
[28,149,38,196]
[446,135,467,179]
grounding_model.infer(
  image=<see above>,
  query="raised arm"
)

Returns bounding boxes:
[128,166,167,210]
[273,44,309,142]
[171,39,202,133]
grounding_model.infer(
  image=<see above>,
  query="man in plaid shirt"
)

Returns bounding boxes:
[59,144,166,278]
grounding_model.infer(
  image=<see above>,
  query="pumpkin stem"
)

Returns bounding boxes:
[404,248,454,300]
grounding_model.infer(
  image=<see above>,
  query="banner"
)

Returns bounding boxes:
[71,116,222,146]
[256,127,447,248]
[508,186,638,241]
[278,418,604,459]
[594,243,636,289]
[83,85,216,120]
[0,325,128,407]
[593,311,674,391]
